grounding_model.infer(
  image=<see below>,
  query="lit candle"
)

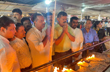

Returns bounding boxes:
[62,68,74,72]
[53,67,59,72]
[77,61,86,65]
[86,54,95,60]
[62,68,68,72]
[77,61,86,69]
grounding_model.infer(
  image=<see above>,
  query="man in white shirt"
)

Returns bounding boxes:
[26,13,52,72]
[70,17,83,60]
[0,16,20,72]
[9,23,32,72]
[101,19,106,28]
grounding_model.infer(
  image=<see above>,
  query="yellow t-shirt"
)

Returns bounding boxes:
[53,24,74,53]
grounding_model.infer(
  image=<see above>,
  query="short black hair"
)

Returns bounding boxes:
[45,12,52,18]
[31,13,43,22]
[70,16,78,23]
[0,16,15,29]
[57,11,67,18]
[94,21,100,29]
[16,23,24,31]
[12,8,22,15]
[21,17,31,25]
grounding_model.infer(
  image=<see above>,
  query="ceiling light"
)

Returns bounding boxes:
[81,7,86,12]
[45,0,52,5]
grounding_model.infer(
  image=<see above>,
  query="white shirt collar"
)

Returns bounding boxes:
[72,28,78,31]
[0,35,9,44]
[33,27,46,35]
[33,27,42,33]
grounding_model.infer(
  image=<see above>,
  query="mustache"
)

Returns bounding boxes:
[14,17,16,18]
[63,21,67,23]
[27,26,31,28]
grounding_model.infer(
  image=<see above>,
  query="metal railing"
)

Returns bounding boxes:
[24,39,110,72]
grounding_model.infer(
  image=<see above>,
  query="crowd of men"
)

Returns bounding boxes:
[0,8,109,72]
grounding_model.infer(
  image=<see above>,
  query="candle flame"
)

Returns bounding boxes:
[53,67,59,72]
[86,54,95,60]
[62,68,68,72]
[53,67,73,72]
[77,54,95,69]
[77,61,86,65]
[62,68,73,72]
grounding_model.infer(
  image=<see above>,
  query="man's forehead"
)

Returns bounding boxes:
[8,23,16,28]
[73,19,78,22]
[24,20,30,22]
[86,20,91,23]
[47,15,52,17]
[37,16,44,20]
[60,15,67,17]
[87,20,91,22]
[13,12,20,15]
[59,16,67,19]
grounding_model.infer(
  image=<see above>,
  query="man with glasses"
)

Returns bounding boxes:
[81,19,99,57]
[70,17,83,60]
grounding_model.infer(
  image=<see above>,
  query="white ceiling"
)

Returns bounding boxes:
[32,0,110,17]
[0,0,110,17]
